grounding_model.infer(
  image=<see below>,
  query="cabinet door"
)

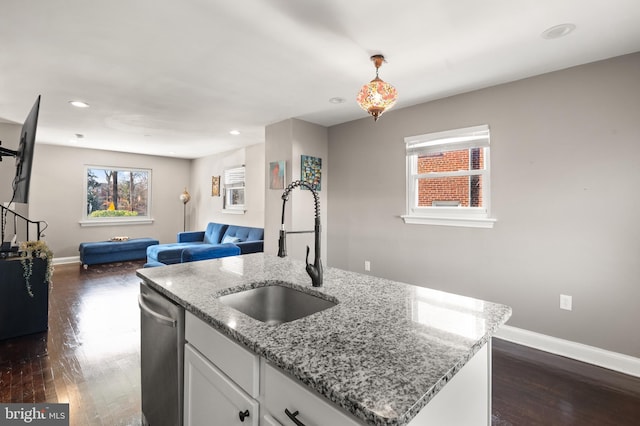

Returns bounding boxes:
[262,415,282,426]
[184,344,259,426]
[262,362,363,426]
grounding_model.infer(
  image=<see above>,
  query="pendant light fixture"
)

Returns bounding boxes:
[356,54,398,121]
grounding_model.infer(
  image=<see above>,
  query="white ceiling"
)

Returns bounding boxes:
[1,0,640,159]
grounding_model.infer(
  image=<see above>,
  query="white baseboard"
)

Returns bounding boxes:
[53,256,80,265]
[495,325,640,378]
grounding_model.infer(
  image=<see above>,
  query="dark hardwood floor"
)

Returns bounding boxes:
[1,261,639,425]
[0,261,143,425]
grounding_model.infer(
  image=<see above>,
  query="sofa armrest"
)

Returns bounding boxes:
[178,231,205,243]
[235,240,264,255]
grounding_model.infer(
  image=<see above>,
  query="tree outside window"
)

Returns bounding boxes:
[85,167,151,220]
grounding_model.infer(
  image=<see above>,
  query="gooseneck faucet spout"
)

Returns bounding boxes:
[278,180,323,287]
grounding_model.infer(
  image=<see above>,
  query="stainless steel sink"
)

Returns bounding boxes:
[218,284,337,325]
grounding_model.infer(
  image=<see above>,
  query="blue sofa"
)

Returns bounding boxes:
[146,222,264,265]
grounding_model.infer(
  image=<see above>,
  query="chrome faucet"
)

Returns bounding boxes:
[277,180,323,287]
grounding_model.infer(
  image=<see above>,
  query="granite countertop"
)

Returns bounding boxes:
[137,253,511,426]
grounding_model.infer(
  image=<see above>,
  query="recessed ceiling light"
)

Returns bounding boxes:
[541,23,576,40]
[329,97,346,104]
[69,100,90,108]
[229,130,241,135]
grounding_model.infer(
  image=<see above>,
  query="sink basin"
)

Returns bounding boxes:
[218,284,337,325]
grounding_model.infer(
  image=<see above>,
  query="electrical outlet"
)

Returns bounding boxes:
[560,294,572,311]
[364,260,371,272]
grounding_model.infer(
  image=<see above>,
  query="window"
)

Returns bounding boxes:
[403,124,495,228]
[81,166,152,226]
[223,166,245,213]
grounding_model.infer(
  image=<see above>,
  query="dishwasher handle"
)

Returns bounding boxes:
[138,294,177,327]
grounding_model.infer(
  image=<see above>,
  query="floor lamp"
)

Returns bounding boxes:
[179,188,191,232]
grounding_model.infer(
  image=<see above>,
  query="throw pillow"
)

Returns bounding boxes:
[222,235,240,244]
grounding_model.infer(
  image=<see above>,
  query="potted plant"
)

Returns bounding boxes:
[0,240,53,340]
[19,240,54,297]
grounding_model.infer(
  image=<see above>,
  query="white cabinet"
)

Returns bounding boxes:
[261,414,282,426]
[261,343,490,426]
[184,344,259,426]
[185,311,259,397]
[261,360,364,426]
[184,311,491,426]
[184,312,260,426]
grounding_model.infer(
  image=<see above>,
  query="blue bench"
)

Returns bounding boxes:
[79,238,159,268]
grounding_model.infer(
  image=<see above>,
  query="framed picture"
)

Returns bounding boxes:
[211,176,220,196]
[269,161,285,190]
[301,155,322,191]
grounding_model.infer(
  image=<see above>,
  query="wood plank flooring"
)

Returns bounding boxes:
[1,261,639,425]
[1,260,143,425]
[492,339,640,425]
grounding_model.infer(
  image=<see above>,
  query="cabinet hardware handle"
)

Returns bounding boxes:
[284,408,306,426]
[138,295,177,327]
[238,409,250,422]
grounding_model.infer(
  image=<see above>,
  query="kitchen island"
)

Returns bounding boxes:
[137,253,511,426]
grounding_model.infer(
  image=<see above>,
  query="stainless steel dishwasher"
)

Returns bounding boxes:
[139,281,185,426]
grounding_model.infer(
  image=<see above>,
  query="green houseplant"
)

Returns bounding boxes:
[19,240,54,297]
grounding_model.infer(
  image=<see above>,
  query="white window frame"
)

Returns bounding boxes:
[222,165,246,214]
[402,124,496,228]
[79,165,153,227]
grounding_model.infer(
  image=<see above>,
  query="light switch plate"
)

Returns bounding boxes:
[560,294,572,311]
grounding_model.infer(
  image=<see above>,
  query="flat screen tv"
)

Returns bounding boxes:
[12,95,40,204]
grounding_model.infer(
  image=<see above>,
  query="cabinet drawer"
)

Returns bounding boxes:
[185,311,259,397]
[262,362,363,426]
[184,344,258,426]
[262,414,282,426]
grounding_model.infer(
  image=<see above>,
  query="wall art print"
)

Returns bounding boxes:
[211,176,220,196]
[269,160,285,190]
[300,155,321,191]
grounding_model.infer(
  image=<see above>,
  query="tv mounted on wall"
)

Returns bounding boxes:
[0,95,40,204]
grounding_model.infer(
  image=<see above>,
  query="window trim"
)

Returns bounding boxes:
[222,165,246,214]
[402,124,496,228]
[79,165,153,227]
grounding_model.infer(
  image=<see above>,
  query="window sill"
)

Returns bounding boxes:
[401,215,496,228]
[79,218,155,227]
[222,209,246,215]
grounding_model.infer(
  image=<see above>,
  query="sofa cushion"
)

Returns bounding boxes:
[203,222,228,245]
[223,225,264,242]
[246,227,264,241]
[181,243,241,262]
[147,242,205,265]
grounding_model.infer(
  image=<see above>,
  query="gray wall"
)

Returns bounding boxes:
[327,52,640,357]
[189,143,265,231]
[29,144,191,257]
[264,119,328,263]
